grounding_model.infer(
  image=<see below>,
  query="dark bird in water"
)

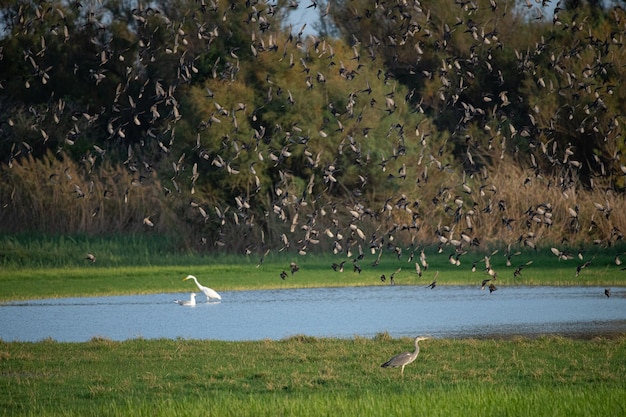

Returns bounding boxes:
[426,271,439,289]
[488,283,497,293]
[604,288,611,298]
[381,336,430,377]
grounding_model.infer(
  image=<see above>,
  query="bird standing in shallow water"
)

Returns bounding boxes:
[381,336,430,377]
[183,275,222,301]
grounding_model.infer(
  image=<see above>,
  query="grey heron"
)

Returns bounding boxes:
[183,275,222,301]
[381,336,430,376]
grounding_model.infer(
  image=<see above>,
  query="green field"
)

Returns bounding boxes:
[0,234,625,302]
[1,335,625,417]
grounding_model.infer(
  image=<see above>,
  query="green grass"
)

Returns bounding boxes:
[1,335,624,416]
[0,233,625,301]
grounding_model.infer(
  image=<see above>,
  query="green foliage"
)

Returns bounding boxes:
[328,0,626,186]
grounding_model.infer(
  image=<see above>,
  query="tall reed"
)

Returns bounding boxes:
[0,152,176,235]
[1,151,624,252]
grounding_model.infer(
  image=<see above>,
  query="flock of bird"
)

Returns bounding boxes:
[278,241,621,297]
[3,3,620,381]
[183,1,625,275]
[6,1,625,292]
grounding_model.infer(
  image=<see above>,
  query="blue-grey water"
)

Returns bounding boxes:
[1,286,624,342]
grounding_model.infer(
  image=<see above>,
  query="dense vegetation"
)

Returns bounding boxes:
[1,0,625,260]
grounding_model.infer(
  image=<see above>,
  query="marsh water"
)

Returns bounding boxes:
[1,285,624,342]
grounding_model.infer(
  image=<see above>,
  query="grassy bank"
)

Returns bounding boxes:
[1,335,624,416]
[0,234,625,301]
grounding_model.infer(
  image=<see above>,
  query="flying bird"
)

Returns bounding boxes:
[389,267,401,285]
[427,271,439,289]
[575,260,592,277]
[332,261,346,272]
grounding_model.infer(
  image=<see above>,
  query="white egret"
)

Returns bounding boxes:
[381,336,430,377]
[175,293,196,306]
[183,275,222,301]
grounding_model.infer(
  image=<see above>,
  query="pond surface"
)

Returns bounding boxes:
[1,286,624,342]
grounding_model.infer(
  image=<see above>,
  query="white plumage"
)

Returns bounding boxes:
[183,275,222,301]
[175,293,196,306]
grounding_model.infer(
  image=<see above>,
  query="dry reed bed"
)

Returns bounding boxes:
[0,152,624,253]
